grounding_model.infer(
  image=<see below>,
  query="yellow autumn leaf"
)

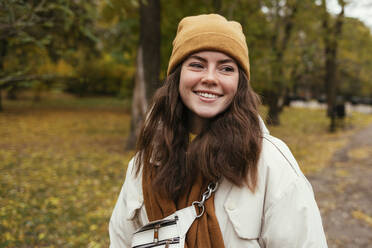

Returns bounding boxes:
[335,169,350,177]
[48,197,60,206]
[90,224,98,231]
[38,233,46,240]
[4,232,14,241]
[352,210,372,227]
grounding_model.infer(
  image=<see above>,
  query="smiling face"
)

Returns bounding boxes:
[179,51,239,133]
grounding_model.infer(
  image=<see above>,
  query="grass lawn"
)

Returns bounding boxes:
[1,93,372,247]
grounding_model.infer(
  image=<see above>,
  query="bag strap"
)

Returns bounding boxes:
[192,182,218,218]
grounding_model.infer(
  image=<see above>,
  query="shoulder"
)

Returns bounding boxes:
[216,133,319,241]
[121,156,144,216]
[261,134,303,176]
[258,116,303,178]
[255,135,327,246]
[258,133,313,210]
[260,133,307,180]
[109,156,146,247]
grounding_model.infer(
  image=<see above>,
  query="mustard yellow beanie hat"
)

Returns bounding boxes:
[167,13,250,80]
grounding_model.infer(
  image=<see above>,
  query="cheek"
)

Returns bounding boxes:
[179,74,192,104]
[179,76,187,100]
[178,84,187,103]
[224,77,239,98]
[179,69,185,96]
[180,74,197,88]
[179,69,198,97]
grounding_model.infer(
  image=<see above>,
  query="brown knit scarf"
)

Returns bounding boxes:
[142,167,225,248]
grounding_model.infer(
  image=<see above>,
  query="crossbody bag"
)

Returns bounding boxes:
[131,182,218,248]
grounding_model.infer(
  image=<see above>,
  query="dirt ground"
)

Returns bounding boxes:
[309,123,372,248]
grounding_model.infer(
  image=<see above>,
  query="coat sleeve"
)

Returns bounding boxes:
[259,177,328,248]
[109,158,143,248]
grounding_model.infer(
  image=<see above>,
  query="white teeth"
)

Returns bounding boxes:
[196,92,219,99]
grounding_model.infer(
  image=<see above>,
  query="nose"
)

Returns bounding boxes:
[201,68,218,86]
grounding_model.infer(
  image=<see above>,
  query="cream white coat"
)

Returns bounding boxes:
[109,124,328,248]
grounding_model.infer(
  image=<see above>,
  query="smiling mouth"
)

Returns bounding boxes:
[194,91,221,99]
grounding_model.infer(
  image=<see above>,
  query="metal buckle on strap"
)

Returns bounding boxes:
[192,182,219,218]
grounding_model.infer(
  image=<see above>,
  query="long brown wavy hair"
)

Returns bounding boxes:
[136,63,262,201]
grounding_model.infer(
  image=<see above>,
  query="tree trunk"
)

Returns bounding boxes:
[0,39,8,112]
[325,46,337,132]
[265,89,285,126]
[6,86,18,100]
[126,47,148,149]
[226,0,239,19]
[141,0,161,102]
[126,0,161,150]
[265,1,299,126]
[213,0,222,13]
[321,0,345,132]
[0,89,3,112]
[266,97,280,126]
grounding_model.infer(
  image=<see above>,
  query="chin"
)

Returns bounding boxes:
[195,111,220,119]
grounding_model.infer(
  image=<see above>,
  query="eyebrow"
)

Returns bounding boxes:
[189,55,235,65]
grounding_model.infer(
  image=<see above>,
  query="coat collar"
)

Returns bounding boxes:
[259,115,270,135]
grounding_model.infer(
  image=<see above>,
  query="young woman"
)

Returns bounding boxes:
[110,14,327,248]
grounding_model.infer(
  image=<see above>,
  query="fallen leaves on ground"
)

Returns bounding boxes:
[348,146,371,160]
[1,106,133,247]
[352,210,372,228]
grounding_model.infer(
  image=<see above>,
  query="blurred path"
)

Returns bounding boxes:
[309,123,372,248]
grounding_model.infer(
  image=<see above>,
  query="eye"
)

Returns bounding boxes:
[189,62,204,69]
[220,66,235,72]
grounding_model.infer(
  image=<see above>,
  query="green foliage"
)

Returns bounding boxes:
[1,0,372,105]
[338,18,372,98]
[0,0,98,54]
[0,0,100,97]
[63,53,133,97]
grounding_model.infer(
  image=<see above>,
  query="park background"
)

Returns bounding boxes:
[1,0,372,247]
